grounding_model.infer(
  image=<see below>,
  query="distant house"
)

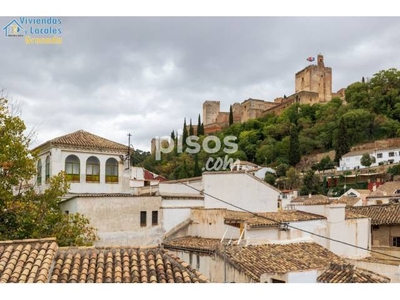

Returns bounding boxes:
[338,147,400,171]
[366,182,400,205]
[230,159,276,180]
[340,188,371,206]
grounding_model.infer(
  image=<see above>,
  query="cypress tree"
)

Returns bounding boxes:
[197,114,201,136]
[334,117,350,163]
[189,119,194,136]
[229,105,233,126]
[170,130,175,140]
[182,118,188,148]
[194,153,201,177]
[288,125,301,166]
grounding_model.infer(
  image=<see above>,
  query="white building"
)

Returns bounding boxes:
[160,171,281,239]
[33,130,131,194]
[338,147,400,171]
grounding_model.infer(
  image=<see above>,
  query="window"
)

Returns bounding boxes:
[140,211,147,227]
[389,152,395,157]
[106,158,118,183]
[392,237,400,247]
[152,211,158,226]
[372,225,380,230]
[271,278,285,283]
[65,210,69,215]
[377,153,383,159]
[277,199,282,210]
[65,155,80,182]
[86,156,100,182]
[37,160,42,185]
[45,156,50,183]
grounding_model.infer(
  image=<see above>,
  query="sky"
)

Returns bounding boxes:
[1,13,400,151]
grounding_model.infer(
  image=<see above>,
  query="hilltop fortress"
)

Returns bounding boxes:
[203,54,346,134]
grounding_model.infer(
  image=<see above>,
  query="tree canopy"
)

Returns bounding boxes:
[0,96,98,246]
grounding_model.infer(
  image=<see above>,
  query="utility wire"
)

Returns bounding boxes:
[179,181,400,261]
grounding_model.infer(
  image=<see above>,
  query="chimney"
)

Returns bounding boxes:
[327,204,346,223]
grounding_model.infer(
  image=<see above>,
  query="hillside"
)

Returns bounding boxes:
[136,68,400,185]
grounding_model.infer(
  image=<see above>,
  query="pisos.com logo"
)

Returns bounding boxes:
[2,17,63,44]
[154,134,238,171]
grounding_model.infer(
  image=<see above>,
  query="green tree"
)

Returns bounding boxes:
[301,170,321,195]
[264,172,276,186]
[334,117,350,163]
[189,119,194,136]
[288,126,301,166]
[182,118,188,148]
[193,153,201,177]
[0,97,98,245]
[229,105,233,126]
[197,114,202,135]
[360,153,376,168]
[285,167,300,190]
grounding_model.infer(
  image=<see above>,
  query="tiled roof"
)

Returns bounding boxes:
[344,210,367,220]
[143,169,166,181]
[346,204,400,225]
[292,195,347,206]
[50,247,208,283]
[369,182,400,197]
[0,238,58,283]
[339,196,362,207]
[224,242,344,282]
[163,237,221,253]
[317,263,390,283]
[35,130,128,153]
[224,210,326,228]
[356,256,400,266]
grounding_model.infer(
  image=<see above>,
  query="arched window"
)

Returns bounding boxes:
[45,156,50,183]
[37,160,42,185]
[86,156,100,182]
[65,155,80,182]
[105,158,118,183]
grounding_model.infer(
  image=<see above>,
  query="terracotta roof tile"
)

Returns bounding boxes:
[163,237,221,253]
[35,130,128,153]
[0,238,58,283]
[224,242,344,282]
[339,196,362,207]
[224,210,326,228]
[317,263,390,283]
[292,196,348,206]
[50,247,208,283]
[346,204,400,225]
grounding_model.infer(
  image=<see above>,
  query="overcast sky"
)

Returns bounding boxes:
[1,17,400,151]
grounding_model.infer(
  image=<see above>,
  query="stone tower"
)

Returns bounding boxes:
[203,101,220,125]
[295,54,332,102]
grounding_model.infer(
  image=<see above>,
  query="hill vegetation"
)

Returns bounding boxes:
[135,68,400,191]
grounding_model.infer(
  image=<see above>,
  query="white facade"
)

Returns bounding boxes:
[35,147,130,194]
[202,172,280,212]
[59,195,164,246]
[288,204,370,258]
[338,148,400,171]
